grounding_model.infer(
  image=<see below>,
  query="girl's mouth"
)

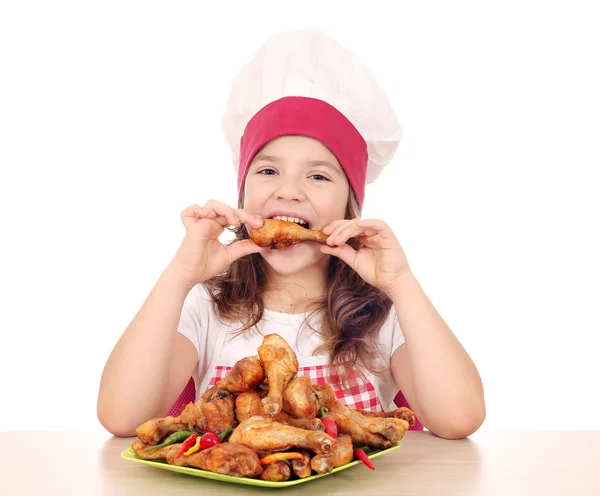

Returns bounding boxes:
[269,215,311,229]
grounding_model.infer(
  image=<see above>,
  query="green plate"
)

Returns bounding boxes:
[121,443,401,487]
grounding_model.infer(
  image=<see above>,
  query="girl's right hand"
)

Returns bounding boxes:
[170,200,264,286]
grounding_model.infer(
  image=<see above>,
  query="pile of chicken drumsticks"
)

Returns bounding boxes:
[132,334,416,481]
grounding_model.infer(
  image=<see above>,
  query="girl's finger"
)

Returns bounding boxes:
[357,233,392,251]
[234,208,264,228]
[195,207,229,227]
[194,208,232,229]
[181,204,206,220]
[325,220,355,245]
[215,215,235,228]
[320,243,359,270]
[327,220,365,246]
[225,239,265,263]
[336,219,393,243]
[322,219,347,235]
[202,200,240,227]
[356,219,393,239]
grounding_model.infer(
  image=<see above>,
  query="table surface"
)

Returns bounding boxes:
[1,431,598,495]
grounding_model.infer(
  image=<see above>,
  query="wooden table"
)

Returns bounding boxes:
[1,431,598,495]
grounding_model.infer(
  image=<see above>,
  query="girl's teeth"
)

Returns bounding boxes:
[273,215,307,226]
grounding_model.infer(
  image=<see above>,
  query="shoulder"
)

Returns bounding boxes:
[185,283,215,304]
[192,282,214,302]
[375,305,404,346]
[378,305,398,332]
[182,283,218,317]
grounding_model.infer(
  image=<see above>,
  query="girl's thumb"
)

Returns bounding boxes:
[226,239,264,263]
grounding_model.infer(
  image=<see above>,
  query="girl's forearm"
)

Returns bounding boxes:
[97,263,195,434]
[390,271,485,437]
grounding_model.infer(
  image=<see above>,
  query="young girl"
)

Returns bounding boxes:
[98,29,485,439]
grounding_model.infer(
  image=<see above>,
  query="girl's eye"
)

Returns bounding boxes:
[258,168,277,176]
[310,174,329,181]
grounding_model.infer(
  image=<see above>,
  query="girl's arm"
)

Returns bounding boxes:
[389,271,486,439]
[97,263,198,437]
[320,217,485,438]
[320,218,485,437]
[97,202,264,437]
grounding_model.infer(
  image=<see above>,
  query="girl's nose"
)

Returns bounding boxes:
[274,177,306,202]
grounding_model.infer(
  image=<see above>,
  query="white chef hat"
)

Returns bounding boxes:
[221,28,403,208]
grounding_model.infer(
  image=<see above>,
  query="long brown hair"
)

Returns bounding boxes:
[203,193,393,382]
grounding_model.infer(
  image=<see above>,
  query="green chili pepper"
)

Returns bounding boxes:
[218,428,234,442]
[145,431,193,451]
[275,456,292,467]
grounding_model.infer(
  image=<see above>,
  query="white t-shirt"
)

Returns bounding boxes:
[177,284,405,412]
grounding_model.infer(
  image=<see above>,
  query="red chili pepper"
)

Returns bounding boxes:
[318,406,338,439]
[354,449,375,470]
[200,432,221,450]
[321,417,338,439]
[175,433,198,458]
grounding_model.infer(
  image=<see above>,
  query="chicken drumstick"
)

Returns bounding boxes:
[314,384,411,448]
[229,416,334,455]
[201,355,265,402]
[258,334,299,415]
[248,219,328,249]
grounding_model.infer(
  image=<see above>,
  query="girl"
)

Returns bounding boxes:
[97,29,485,439]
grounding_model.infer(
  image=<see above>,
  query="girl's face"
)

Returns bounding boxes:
[243,135,350,276]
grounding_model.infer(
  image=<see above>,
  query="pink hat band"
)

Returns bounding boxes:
[237,96,368,208]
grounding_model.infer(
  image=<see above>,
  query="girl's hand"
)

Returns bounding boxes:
[170,200,264,286]
[320,219,411,296]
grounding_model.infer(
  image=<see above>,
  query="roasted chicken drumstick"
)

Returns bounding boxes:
[201,356,264,401]
[136,387,237,444]
[229,416,334,455]
[167,442,264,478]
[248,219,328,249]
[283,376,319,419]
[135,416,192,445]
[258,334,299,415]
[311,434,354,474]
[356,406,417,426]
[314,384,410,448]
[131,439,179,461]
[261,461,292,482]
[236,391,324,430]
[291,450,313,479]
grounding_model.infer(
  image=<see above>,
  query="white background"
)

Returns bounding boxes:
[1,1,598,434]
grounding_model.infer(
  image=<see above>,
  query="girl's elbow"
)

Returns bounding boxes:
[429,403,486,440]
[100,419,137,438]
[97,404,138,438]
[444,404,486,439]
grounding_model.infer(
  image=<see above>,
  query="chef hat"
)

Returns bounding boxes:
[221,28,403,209]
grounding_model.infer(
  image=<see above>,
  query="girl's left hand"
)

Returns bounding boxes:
[320,219,410,296]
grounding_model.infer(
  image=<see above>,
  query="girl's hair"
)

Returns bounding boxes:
[203,192,393,382]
